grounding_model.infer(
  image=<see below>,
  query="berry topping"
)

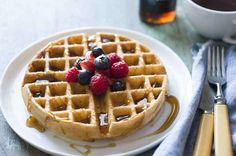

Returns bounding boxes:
[110,61,129,78]
[80,59,95,73]
[78,70,93,85]
[65,47,129,96]
[94,54,110,70]
[123,49,135,53]
[107,53,121,66]
[110,80,126,92]
[92,47,104,57]
[74,58,85,70]
[85,51,95,62]
[96,69,111,77]
[90,74,109,96]
[65,67,79,82]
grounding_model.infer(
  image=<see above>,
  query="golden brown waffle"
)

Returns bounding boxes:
[22,32,167,140]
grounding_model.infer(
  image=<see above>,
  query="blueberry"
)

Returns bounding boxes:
[74,58,85,69]
[94,54,110,70]
[111,80,126,92]
[92,47,104,57]
[78,70,92,85]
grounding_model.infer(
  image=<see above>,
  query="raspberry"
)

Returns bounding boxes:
[90,74,109,96]
[107,53,121,66]
[96,69,111,77]
[80,59,95,73]
[110,61,129,78]
[65,67,79,82]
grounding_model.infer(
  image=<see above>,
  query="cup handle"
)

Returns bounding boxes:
[223,19,236,44]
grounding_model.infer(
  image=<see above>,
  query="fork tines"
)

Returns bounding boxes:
[208,45,225,78]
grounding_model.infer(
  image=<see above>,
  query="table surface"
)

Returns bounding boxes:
[0,0,206,155]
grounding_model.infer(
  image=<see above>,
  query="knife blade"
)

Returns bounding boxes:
[199,81,214,112]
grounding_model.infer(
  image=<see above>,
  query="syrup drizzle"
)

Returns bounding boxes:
[26,116,45,132]
[115,114,130,122]
[35,77,55,83]
[56,104,67,111]
[135,106,145,114]
[54,135,116,156]
[152,82,161,88]
[138,95,179,139]
[32,91,45,97]
[123,49,135,54]
[26,95,179,155]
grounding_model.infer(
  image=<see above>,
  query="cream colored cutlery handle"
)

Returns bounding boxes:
[215,104,233,156]
[193,113,214,156]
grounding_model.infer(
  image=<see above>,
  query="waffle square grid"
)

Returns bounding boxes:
[22,32,167,140]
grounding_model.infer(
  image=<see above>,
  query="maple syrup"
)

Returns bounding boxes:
[138,84,144,89]
[79,118,91,124]
[56,105,67,111]
[152,82,161,88]
[138,95,179,139]
[50,66,62,71]
[135,106,145,114]
[154,93,160,99]
[26,116,45,132]
[54,135,116,156]
[35,77,56,83]
[32,91,45,97]
[73,103,84,109]
[123,49,135,54]
[139,0,177,25]
[115,114,130,122]
[26,95,179,155]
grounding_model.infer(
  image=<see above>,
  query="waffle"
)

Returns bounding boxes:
[22,32,167,140]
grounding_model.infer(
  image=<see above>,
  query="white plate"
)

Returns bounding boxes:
[0,27,192,156]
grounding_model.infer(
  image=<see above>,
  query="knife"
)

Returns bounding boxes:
[193,81,214,156]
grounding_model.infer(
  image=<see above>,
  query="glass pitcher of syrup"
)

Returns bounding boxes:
[139,0,177,25]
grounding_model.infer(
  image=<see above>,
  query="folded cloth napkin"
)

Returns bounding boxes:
[153,41,236,156]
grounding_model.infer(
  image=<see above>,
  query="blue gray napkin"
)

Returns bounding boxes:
[153,41,236,156]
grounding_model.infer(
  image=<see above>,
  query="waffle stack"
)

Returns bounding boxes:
[22,32,167,140]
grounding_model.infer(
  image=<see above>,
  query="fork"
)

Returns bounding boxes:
[207,45,233,156]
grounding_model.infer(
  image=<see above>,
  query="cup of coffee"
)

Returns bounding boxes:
[183,0,236,42]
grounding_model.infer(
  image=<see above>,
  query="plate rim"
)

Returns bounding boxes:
[0,26,192,156]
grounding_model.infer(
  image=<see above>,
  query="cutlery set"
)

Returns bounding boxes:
[193,44,233,156]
